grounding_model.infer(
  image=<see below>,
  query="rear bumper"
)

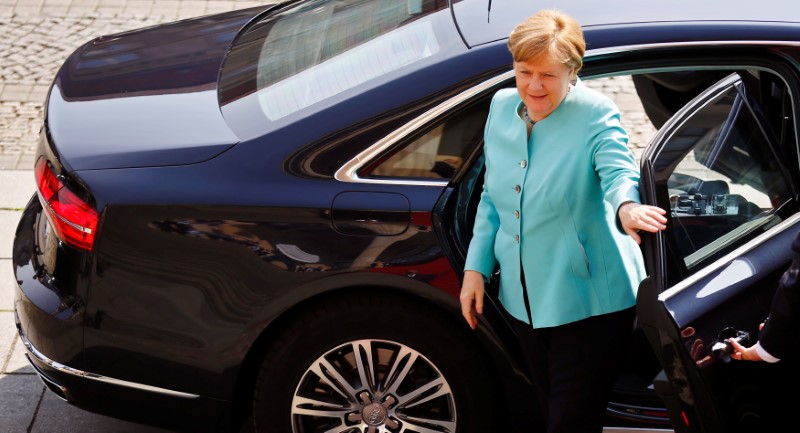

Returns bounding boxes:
[14,291,229,433]
[12,196,229,432]
[15,314,198,400]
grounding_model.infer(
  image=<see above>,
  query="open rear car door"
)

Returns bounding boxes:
[635,68,800,433]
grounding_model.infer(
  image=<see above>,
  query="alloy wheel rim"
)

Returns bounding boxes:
[291,339,456,433]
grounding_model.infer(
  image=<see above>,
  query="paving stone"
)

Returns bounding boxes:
[205,1,236,13]
[0,211,25,263]
[71,0,100,7]
[0,258,15,311]
[123,3,152,15]
[14,5,42,15]
[1,84,32,102]
[0,373,43,433]
[7,330,33,374]
[0,156,20,170]
[0,170,36,209]
[16,155,35,170]
[0,310,16,364]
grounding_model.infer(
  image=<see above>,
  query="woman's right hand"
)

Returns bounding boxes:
[460,270,485,329]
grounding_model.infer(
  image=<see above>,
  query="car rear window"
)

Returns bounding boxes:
[219,0,449,126]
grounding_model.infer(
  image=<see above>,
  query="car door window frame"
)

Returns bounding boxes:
[638,66,799,292]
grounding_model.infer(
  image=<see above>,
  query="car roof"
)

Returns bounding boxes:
[454,0,800,47]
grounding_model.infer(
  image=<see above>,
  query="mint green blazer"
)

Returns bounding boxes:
[464,80,646,328]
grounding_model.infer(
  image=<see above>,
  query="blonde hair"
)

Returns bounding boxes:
[507,9,585,73]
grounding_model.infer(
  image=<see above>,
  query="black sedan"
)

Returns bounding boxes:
[12,0,800,432]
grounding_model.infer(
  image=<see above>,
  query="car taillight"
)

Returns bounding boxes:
[35,157,99,251]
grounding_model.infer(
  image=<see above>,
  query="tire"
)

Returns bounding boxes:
[252,292,495,433]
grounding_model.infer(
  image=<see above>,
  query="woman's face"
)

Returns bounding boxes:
[514,55,574,122]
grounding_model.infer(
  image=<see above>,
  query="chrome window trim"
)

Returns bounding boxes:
[334,71,511,187]
[658,212,800,302]
[334,40,800,187]
[18,328,200,399]
[587,40,800,58]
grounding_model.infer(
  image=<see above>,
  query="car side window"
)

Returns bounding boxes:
[364,100,490,180]
[653,72,795,274]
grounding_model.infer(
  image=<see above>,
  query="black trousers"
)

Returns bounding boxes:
[510,306,636,433]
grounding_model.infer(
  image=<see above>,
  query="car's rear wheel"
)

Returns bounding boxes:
[252,293,496,433]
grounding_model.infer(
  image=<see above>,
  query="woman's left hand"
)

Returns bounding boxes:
[619,202,668,244]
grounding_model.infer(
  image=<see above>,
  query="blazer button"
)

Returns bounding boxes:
[520,160,527,168]
[514,185,521,193]
[515,234,520,243]
[514,210,520,219]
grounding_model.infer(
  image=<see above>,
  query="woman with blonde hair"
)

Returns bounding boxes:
[460,9,667,432]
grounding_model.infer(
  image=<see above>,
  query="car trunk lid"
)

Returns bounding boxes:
[46,6,271,172]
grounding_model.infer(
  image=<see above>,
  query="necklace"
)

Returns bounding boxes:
[522,105,536,126]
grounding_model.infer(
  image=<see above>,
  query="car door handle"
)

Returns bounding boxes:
[710,327,751,363]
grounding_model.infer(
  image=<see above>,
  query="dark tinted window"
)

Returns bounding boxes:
[362,100,490,180]
[220,0,448,116]
[652,72,796,275]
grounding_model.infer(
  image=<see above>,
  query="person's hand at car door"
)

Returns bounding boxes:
[460,270,485,329]
[618,201,668,245]
[729,322,766,361]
